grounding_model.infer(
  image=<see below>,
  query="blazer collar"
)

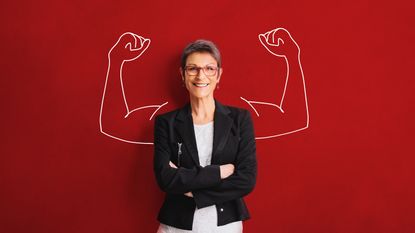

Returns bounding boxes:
[174,99,233,166]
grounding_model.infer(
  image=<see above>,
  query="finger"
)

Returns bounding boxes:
[118,32,133,45]
[137,35,145,45]
[122,33,138,50]
[262,31,272,41]
[274,28,289,39]
[265,29,285,47]
[274,28,291,45]
[125,42,131,50]
[133,34,143,49]
[169,161,178,168]
[270,29,277,44]
[141,38,151,51]
[259,31,272,47]
[132,35,151,51]
[132,33,138,49]
[259,33,267,45]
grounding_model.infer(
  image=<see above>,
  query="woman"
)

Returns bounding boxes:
[154,39,257,233]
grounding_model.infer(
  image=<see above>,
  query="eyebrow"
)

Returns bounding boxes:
[186,63,217,66]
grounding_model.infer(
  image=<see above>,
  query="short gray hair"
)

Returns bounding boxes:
[180,39,222,73]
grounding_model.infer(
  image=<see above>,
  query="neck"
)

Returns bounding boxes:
[189,96,215,124]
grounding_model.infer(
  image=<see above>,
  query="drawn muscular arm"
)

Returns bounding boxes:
[99,32,167,144]
[241,28,309,139]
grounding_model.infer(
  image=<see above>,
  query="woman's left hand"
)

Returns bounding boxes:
[169,161,193,197]
[184,192,193,198]
[169,161,178,169]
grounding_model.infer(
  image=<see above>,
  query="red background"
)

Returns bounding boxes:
[1,0,414,232]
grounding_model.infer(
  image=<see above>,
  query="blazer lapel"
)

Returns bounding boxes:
[174,100,233,166]
[211,100,233,165]
[174,103,200,166]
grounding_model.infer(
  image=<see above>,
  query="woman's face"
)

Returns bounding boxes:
[181,52,222,100]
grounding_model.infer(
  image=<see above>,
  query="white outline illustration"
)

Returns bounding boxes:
[240,28,309,139]
[99,28,309,145]
[99,32,168,145]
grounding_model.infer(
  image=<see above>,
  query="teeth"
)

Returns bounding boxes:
[194,83,208,87]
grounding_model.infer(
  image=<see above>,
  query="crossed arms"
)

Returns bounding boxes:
[153,110,256,208]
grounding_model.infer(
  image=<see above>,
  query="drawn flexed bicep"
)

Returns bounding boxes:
[241,28,309,139]
[100,32,168,145]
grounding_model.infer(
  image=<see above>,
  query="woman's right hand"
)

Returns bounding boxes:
[108,32,151,62]
[220,164,235,179]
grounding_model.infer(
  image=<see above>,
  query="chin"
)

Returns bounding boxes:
[189,91,214,99]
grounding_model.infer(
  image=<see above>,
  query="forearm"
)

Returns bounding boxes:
[101,59,128,116]
[280,54,307,112]
[192,161,256,208]
[192,175,255,208]
[154,163,222,194]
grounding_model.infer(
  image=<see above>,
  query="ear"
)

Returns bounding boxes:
[217,67,223,83]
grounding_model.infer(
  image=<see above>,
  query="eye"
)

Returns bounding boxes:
[187,67,198,72]
[206,66,217,71]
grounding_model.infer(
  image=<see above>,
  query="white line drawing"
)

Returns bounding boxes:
[99,28,309,144]
[240,27,309,140]
[99,32,168,145]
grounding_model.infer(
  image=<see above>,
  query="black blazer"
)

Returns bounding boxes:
[153,100,257,230]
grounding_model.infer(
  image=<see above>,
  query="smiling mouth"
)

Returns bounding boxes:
[193,83,209,87]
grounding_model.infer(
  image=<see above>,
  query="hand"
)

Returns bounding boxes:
[169,162,193,197]
[259,28,300,58]
[108,32,151,62]
[169,161,178,169]
[220,164,235,179]
[184,192,193,198]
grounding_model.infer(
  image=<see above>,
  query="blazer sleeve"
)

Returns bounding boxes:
[192,110,257,208]
[153,115,222,194]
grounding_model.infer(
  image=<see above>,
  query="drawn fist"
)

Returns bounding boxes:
[259,28,299,58]
[108,32,151,62]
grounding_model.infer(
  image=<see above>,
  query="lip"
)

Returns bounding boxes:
[193,83,209,88]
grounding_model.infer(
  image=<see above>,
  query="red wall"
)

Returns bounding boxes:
[1,0,414,232]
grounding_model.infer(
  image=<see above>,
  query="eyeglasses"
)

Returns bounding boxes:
[184,65,219,76]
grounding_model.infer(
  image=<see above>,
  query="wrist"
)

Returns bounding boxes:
[109,57,123,66]
[285,52,300,62]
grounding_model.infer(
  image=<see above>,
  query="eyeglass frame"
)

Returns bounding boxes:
[183,65,220,77]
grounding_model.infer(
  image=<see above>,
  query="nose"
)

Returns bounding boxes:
[195,68,207,80]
